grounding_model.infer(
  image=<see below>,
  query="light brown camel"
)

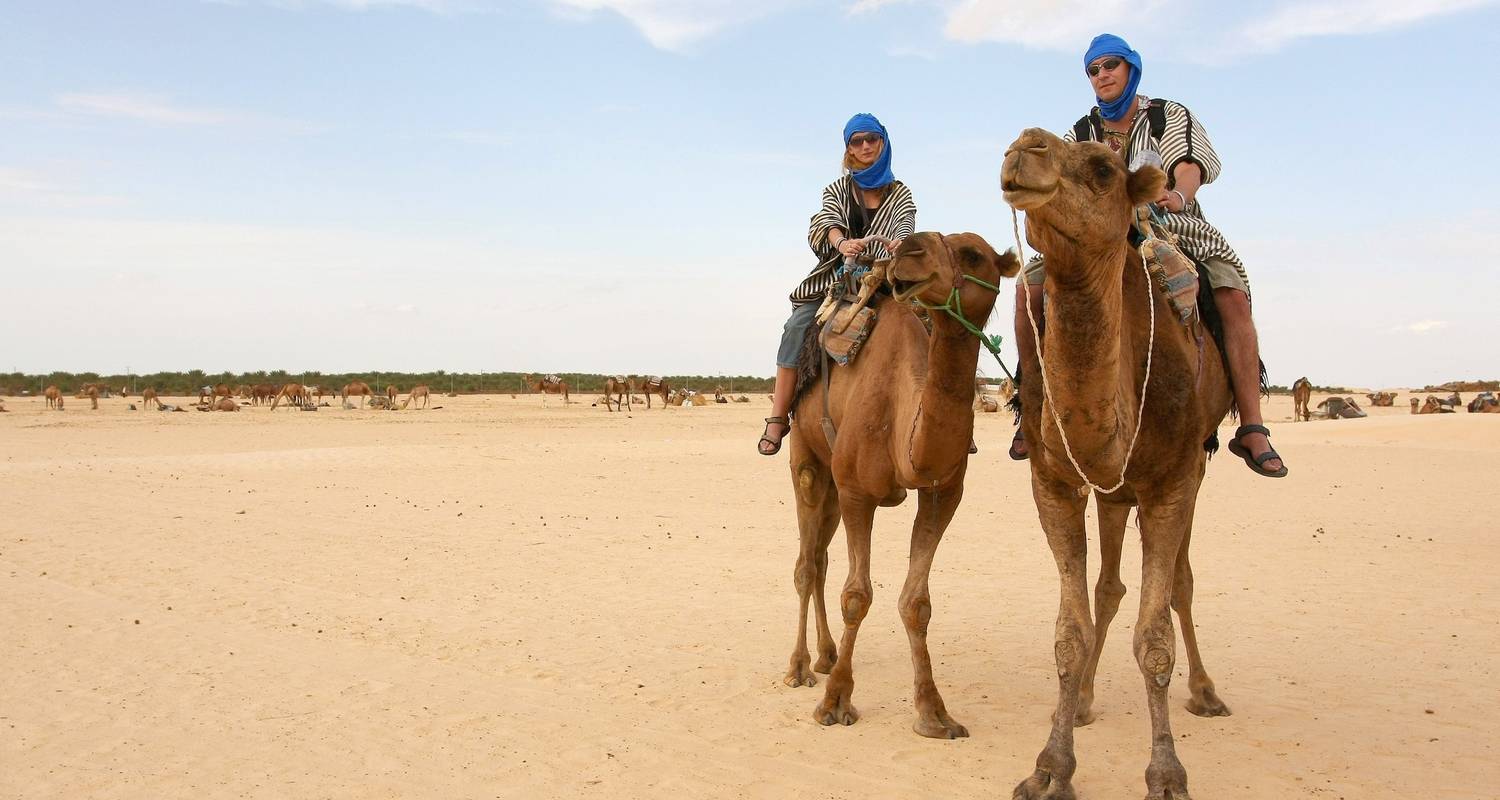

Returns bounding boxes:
[1467,392,1499,413]
[604,376,632,412]
[1002,128,1234,800]
[1366,390,1397,407]
[45,385,63,409]
[213,397,240,411]
[250,384,277,405]
[270,383,308,410]
[141,388,160,410]
[342,380,373,407]
[1410,397,1420,414]
[975,394,1000,413]
[666,388,686,407]
[1292,376,1312,421]
[1417,395,1453,414]
[639,376,670,409]
[783,231,1019,741]
[386,384,398,403]
[198,383,231,405]
[87,386,100,410]
[689,391,712,407]
[522,374,570,404]
[406,385,431,409]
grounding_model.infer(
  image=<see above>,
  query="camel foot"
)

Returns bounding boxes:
[1073,704,1098,727]
[1145,752,1190,800]
[913,712,969,739]
[1012,770,1075,800]
[784,660,818,688]
[1185,688,1231,718]
[813,692,859,727]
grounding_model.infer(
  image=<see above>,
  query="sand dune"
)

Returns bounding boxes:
[2,391,1495,798]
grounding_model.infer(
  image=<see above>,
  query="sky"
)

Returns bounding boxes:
[2,0,1497,387]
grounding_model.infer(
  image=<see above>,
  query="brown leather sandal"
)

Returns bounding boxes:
[759,416,790,456]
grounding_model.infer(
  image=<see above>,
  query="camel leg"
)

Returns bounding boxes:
[813,494,876,727]
[785,445,840,687]
[1173,518,1231,718]
[1014,483,1091,800]
[1075,499,1130,727]
[899,484,968,739]
[1134,492,1196,800]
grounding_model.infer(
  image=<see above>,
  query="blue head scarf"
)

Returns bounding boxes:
[1084,34,1142,122]
[842,113,894,189]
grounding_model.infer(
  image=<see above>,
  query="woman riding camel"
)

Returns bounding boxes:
[758,113,916,455]
[1010,33,1287,477]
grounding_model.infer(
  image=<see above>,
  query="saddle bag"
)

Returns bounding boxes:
[818,298,878,367]
[1135,207,1200,324]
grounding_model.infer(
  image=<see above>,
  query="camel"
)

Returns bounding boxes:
[781,231,1019,743]
[87,386,100,410]
[406,385,431,409]
[1411,397,1420,414]
[386,384,398,403]
[141,388,159,410]
[1467,392,1499,412]
[522,374,570,404]
[213,397,239,412]
[1417,395,1455,414]
[369,395,395,410]
[343,381,374,407]
[666,388,686,407]
[1366,390,1397,407]
[1441,391,1462,410]
[639,376,670,409]
[249,384,277,405]
[604,376,632,412]
[45,385,63,410]
[198,383,231,405]
[975,394,1000,413]
[1292,376,1312,421]
[689,391,712,407]
[1315,396,1367,419]
[1001,128,1235,799]
[269,383,309,410]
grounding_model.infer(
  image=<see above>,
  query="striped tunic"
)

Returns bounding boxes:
[1062,97,1250,292]
[793,175,916,304]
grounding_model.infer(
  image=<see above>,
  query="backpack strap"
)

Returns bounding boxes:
[1072,114,1098,143]
[1146,98,1167,140]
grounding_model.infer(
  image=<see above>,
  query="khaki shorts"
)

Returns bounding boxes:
[1024,254,1248,295]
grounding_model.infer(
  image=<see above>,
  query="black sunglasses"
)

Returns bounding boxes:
[847,133,883,147]
[1087,57,1124,77]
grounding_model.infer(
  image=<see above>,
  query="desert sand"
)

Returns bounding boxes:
[2,391,1496,798]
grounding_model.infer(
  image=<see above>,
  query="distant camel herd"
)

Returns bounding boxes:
[21,381,434,413]
[1287,378,1497,420]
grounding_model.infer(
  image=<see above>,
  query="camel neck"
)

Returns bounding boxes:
[906,304,988,484]
[1038,241,1131,466]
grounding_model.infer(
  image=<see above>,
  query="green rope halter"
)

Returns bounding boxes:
[910,273,1010,374]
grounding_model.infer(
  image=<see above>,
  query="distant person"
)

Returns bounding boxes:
[1010,33,1286,477]
[758,113,915,455]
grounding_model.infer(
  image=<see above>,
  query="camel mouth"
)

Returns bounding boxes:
[890,274,935,302]
[1001,179,1057,210]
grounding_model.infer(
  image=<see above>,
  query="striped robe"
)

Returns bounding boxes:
[1056,97,1250,292]
[793,176,916,304]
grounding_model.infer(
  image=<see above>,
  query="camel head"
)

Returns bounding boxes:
[1000,127,1165,260]
[884,232,1020,317]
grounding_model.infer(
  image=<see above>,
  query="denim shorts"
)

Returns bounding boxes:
[776,302,820,368]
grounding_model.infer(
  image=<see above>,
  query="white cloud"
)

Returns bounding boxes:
[55,92,323,134]
[1395,320,1450,334]
[547,0,797,51]
[941,0,1171,50]
[887,44,938,60]
[0,166,124,208]
[1236,0,1500,52]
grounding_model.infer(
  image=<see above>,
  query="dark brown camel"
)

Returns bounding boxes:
[784,232,1019,740]
[1002,128,1235,800]
[639,376,670,409]
[604,376,632,412]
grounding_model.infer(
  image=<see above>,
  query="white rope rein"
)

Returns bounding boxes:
[1011,208,1156,497]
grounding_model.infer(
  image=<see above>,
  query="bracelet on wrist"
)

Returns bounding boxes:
[1171,190,1188,208]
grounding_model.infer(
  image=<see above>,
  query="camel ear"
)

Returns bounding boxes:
[942,233,1016,276]
[995,248,1021,278]
[1127,163,1167,207]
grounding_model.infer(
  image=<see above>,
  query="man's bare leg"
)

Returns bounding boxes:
[1214,287,1283,473]
[760,365,797,455]
[1011,282,1044,458]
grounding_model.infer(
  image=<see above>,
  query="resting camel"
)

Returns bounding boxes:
[1002,128,1234,799]
[638,376,670,409]
[269,383,309,410]
[1315,396,1367,419]
[523,374,570,404]
[602,376,632,412]
[1366,390,1397,407]
[689,391,712,407]
[783,231,1020,742]
[1467,392,1499,413]
[141,388,159,410]
[386,384,398,403]
[1292,377,1312,421]
[213,397,239,412]
[1417,395,1454,414]
[343,381,373,407]
[45,385,63,410]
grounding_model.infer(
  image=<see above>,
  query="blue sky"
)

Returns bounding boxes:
[2,0,1496,387]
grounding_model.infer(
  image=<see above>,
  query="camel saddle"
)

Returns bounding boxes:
[817,295,878,367]
[1135,205,1199,325]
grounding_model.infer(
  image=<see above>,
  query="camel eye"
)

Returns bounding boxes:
[1094,162,1113,180]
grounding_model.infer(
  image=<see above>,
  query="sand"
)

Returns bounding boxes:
[2,391,1496,798]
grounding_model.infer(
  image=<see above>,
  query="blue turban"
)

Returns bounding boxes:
[842,113,894,189]
[1084,34,1142,122]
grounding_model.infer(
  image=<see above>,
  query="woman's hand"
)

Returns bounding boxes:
[838,238,866,258]
[1156,189,1189,213]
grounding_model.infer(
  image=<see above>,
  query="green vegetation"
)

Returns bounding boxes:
[0,370,774,396]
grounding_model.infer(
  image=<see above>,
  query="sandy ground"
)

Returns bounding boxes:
[2,390,1496,799]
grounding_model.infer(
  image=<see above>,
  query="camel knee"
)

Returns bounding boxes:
[898,591,931,634]
[840,587,871,626]
[1134,622,1176,686]
[795,466,827,508]
[1053,622,1093,679]
[793,559,816,596]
